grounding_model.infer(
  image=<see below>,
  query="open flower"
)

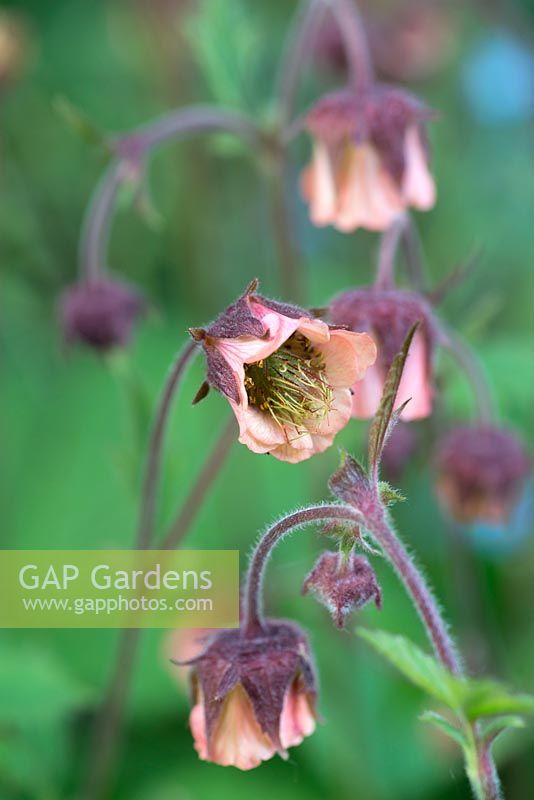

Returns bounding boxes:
[301,85,436,232]
[191,280,376,463]
[180,621,317,770]
[59,278,145,352]
[329,288,437,420]
[435,425,531,525]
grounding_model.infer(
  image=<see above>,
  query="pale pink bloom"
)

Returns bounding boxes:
[301,87,436,233]
[352,330,432,420]
[330,288,436,421]
[185,622,317,770]
[190,680,316,771]
[193,283,377,463]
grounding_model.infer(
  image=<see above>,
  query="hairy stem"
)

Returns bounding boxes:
[161,415,236,551]
[79,106,263,279]
[269,154,303,303]
[331,0,373,93]
[366,505,461,674]
[137,341,198,549]
[242,504,363,637]
[401,214,427,291]
[441,327,496,423]
[375,214,408,290]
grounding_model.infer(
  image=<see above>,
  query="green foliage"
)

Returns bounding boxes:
[0,639,91,797]
[185,0,266,113]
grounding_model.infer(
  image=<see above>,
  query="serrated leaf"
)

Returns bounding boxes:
[458,680,534,721]
[357,628,460,708]
[378,481,406,506]
[329,453,371,508]
[419,710,467,747]
[368,324,418,474]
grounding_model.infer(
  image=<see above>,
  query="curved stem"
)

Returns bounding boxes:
[441,327,496,424]
[269,154,303,303]
[161,415,236,551]
[365,506,461,674]
[78,106,264,280]
[242,504,363,637]
[276,0,329,127]
[375,214,408,290]
[331,0,373,93]
[401,214,427,291]
[79,161,127,281]
[137,341,198,549]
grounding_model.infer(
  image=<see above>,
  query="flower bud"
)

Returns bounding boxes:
[435,425,531,525]
[303,551,382,628]
[301,85,436,233]
[191,280,377,463]
[183,621,317,770]
[59,278,145,352]
[329,288,437,420]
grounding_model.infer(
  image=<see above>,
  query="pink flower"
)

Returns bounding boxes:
[301,86,436,233]
[191,281,377,463]
[329,288,437,421]
[435,425,531,525]
[181,621,317,770]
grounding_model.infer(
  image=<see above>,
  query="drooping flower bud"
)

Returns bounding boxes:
[301,85,436,233]
[329,288,437,420]
[59,278,145,352]
[182,621,317,770]
[303,551,381,628]
[190,280,377,463]
[435,425,531,525]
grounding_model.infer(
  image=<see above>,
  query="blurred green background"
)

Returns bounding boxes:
[1,0,534,798]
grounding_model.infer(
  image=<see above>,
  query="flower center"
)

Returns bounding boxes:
[244,332,333,429]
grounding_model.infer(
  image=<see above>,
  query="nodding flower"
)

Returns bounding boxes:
[59,278,145,352]
[435,425,531,525]
[180,620,317,770]
[190,280,377,463]
[303,551,382,628]
[301,85,436,233]
[329,287,438,421]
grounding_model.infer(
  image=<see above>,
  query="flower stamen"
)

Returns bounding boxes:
[244,333,333,430]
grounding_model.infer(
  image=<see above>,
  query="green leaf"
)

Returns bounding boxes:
[357,628,460,709]
[481,715,525,747]
[185,0,264,112]
[358,628,534,725]
[458,679,534,721]
[419,710,467,747]
[368,324,418,472]
[378,481,406,506]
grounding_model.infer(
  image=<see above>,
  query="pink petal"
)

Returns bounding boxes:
[279,687,316,749]
[402,126,436,210]
[209,686,277,770]
[230,401,287,454]
[215,310,300,373]
[320,330,377,388]
[396,330,432,420]
[335,144,405,232]
[351,363,385,419]
[300,142,337,227]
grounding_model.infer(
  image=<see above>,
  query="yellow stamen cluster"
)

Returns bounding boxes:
[244,333,333,430]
